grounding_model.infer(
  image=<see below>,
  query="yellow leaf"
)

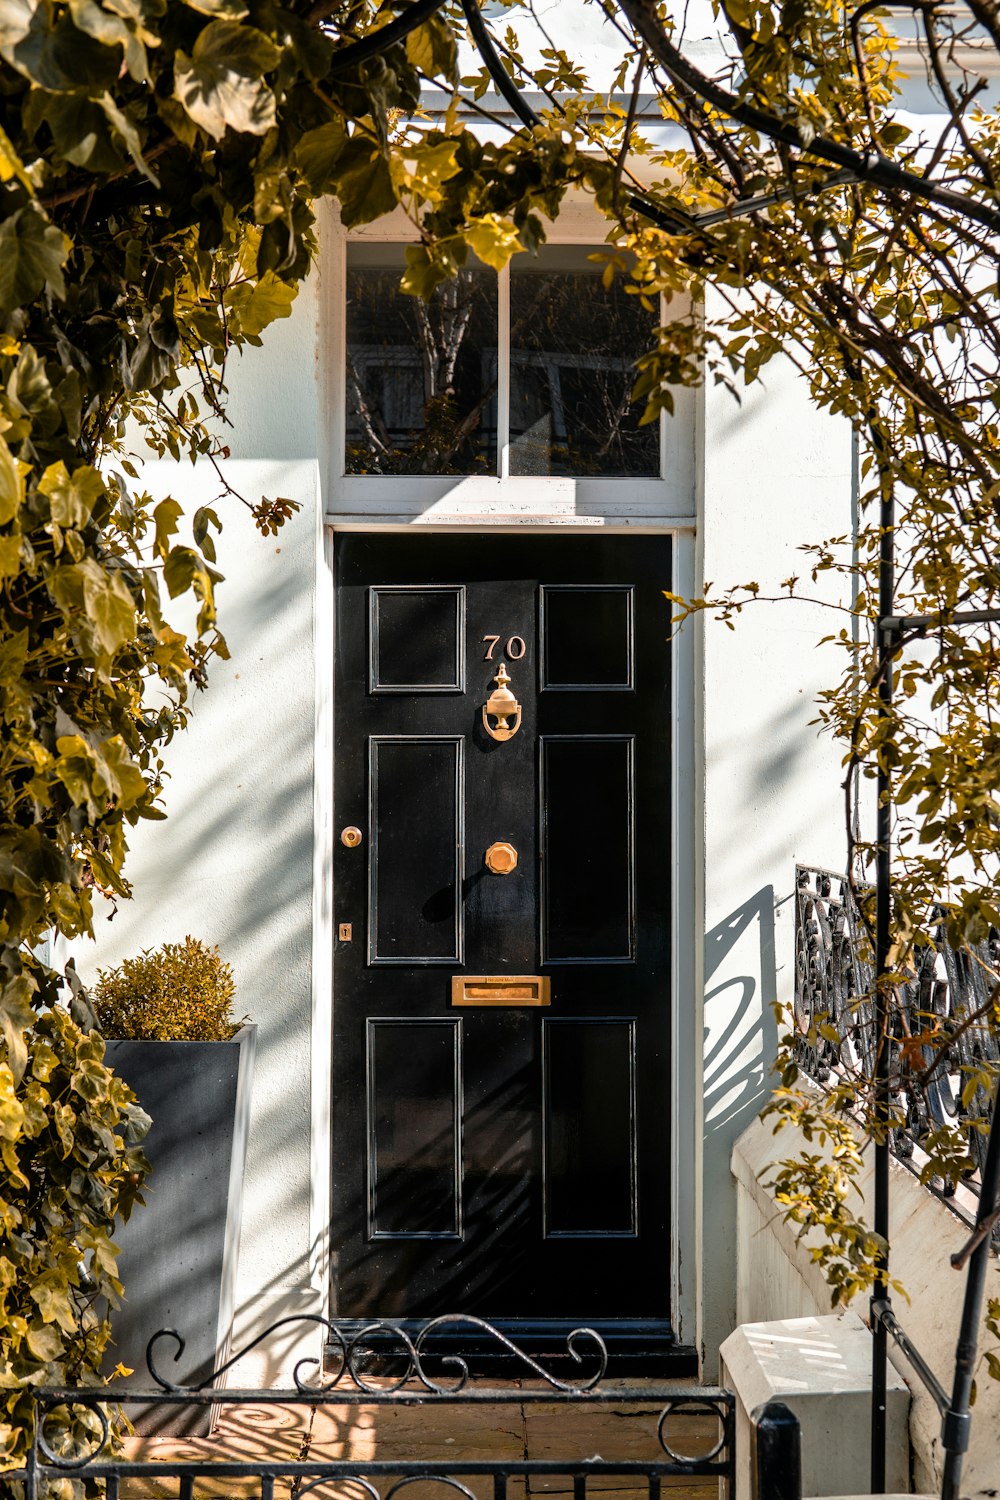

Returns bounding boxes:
[0,433,23,526]
[463,214,523,271]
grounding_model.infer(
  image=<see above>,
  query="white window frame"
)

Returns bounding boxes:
[319,199,698,530]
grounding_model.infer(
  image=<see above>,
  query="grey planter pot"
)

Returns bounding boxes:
[104,1024,256,1435]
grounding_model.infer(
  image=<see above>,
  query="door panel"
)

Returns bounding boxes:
[540,735,635,962]
[367,1018,462,1238]
[332,533,683,1362]
[542,1017,637,1236]
[369,585,466,693]
[368,736,464,964]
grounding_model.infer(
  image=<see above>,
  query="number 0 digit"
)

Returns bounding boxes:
[506,636,526,660]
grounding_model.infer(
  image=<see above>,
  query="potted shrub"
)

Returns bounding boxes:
[94,936,256,1434]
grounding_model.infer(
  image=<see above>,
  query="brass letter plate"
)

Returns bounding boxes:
[451,975,551,1007]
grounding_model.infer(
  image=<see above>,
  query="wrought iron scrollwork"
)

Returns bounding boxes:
[794,864,1000,1218]
[148,1312,607,1395]
[35,1397,109,1471]
[656,1395,731,1463]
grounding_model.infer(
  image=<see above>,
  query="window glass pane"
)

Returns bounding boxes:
[346,243,497,475]
[509,246,659,478]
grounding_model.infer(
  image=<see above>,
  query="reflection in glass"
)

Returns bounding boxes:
[346,243,497,475]
[509,247,659,477]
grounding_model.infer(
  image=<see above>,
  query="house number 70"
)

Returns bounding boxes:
[483,635,526,661]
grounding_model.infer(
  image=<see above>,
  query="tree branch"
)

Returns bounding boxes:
[616,0,1000,234]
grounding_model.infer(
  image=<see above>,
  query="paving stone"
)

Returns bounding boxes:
[117,1382,717,1500]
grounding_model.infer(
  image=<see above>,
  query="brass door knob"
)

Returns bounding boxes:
[485,841,518,875]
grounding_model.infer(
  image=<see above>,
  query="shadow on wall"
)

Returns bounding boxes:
[704,888,779,1137]
[78,484,324,1388]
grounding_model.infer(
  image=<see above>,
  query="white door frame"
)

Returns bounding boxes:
[309,198,705,1361]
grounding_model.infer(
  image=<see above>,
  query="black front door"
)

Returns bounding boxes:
[332,533,683,1364]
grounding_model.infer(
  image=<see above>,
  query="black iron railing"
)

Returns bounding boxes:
[795,863,1000,1499]
[9,1315,801,1500]
[794,863,1000,1207]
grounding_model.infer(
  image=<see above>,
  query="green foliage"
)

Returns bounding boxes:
[0,0,996,1425]
[981,1299,1000,1393]
[0,0,588,1458]
[0,960,149,1474]
[763,1100,893,1308]
[563,0,1000,1320]
[93,936,241,1042]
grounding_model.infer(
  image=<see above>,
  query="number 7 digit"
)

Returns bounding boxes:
[483,635,501,660]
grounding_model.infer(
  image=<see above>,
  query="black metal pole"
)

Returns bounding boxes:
[871,484,895,1495]
[940,1074,1000,1500]
[750,1400,802,1500]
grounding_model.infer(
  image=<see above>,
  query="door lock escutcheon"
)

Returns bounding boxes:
[485,841,518,875]
[482,662,522,742]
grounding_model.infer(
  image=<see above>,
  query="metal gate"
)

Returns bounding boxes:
[12,1316,801,1499]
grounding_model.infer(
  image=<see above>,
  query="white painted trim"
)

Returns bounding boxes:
[670,528,701,1356]
[321,204,347,487]
[497,262,511,479]
[328,476,695,519]
[328,513,697,532]
[309,515,335,1311]
[691,369,708,1367]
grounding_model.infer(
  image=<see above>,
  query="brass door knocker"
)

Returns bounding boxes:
[482,663,522,742]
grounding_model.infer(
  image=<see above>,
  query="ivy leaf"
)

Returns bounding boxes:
[153,497,183,559]
[47,558,136,663]
[100,736,148,810]
[123,311,173,391]
[0,0,73,89]
[38,461,106,530]
[0,533,22,577]
[183,0,248,14]
[335,135,398,227]
[0,121,31,188]
[400,244,447,298]
[121,1102,153,1144]
[463,213,523,270]
[224,271,297,338]
[293,119,347,194]
[69,0,149,82]
[25,1322,63,1362]
[163,543,213,601]
[99,93,160,184]
[0,0,118,89]
[0,432,23,525]
[29,1278,76,1332]
[406,15,456,79]
[0,977,35,1089]
[173,21,281,140]
[0,203,70,318]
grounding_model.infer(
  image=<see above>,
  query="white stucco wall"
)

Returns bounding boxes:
[733,1108,1000,1498]
[697,290,852,1371]
[78,267,328,1384]
[75,214,857,1389]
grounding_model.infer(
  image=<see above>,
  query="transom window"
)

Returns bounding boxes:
[345,243,660,479]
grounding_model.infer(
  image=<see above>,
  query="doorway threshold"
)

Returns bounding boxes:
[325,1320,698,1380]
